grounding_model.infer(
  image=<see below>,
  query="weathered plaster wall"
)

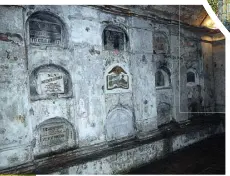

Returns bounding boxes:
[212,40,225,112]
[52,123,223,175]
[0,5,225,174]
[0,6,33,169]
[201,41,216,112]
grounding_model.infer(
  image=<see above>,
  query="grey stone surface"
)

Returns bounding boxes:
[105,107,135,142]
[0,5,225,173]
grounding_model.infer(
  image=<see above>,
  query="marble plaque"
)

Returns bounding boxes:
[38,72,64,94]
[106,108,135,141]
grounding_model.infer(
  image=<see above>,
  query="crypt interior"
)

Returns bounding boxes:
[0,5,225,174]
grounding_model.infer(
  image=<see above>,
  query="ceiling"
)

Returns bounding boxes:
[96,5,216,29]
[123,5,208,27]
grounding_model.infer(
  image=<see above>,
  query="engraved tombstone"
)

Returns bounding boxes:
[29,20,62,45]
[34,117,76,155]
[38,72,64,94]
[30,64,72,100]
[28,12,64,46]
[105,107,135,142]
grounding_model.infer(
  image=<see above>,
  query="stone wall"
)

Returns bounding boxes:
[213,40,225,112]
[0,5,225,174]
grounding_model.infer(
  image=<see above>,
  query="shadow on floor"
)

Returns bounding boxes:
[127,133,225,174]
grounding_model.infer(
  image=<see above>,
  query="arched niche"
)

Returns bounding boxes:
[153,32,169,54]
[34,117,77,155]
[29,64,72,101]
[104,63,132,94]
[186,68,199,86]
[155,67,171,89]
[27,11,67,47]
[102,25,129,51]
[105,107,135,142]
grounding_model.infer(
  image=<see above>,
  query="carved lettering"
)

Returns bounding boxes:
[36,118,76,149]
[29,20,62,45]
[38,72,64,94]
[40,123,67,147]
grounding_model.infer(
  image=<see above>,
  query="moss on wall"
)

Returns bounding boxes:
[208,0,218,13]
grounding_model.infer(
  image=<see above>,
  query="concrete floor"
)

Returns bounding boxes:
[128,133,225,174]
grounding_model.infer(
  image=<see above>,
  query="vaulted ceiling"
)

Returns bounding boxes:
[95,5,216,30]
[123,5,208,27]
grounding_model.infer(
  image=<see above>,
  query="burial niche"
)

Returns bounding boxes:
[34,117,76,154]
[103,25,128,51]
[30,64,72,100]
[153,32,169,54]
[28,12,65,46]
[105,64,132,94]
[186,68,199,86]
[155,71,165,87]
[105,107,135,142]
[155,67,171,89]
[187,72,195,83]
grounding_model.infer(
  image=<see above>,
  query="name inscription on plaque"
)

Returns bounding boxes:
[29,20,62,45]
[38,72,64,94]
[40,124,67,146]
[37,118,76,149]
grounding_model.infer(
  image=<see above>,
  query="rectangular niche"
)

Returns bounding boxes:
[104,28,125,51]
